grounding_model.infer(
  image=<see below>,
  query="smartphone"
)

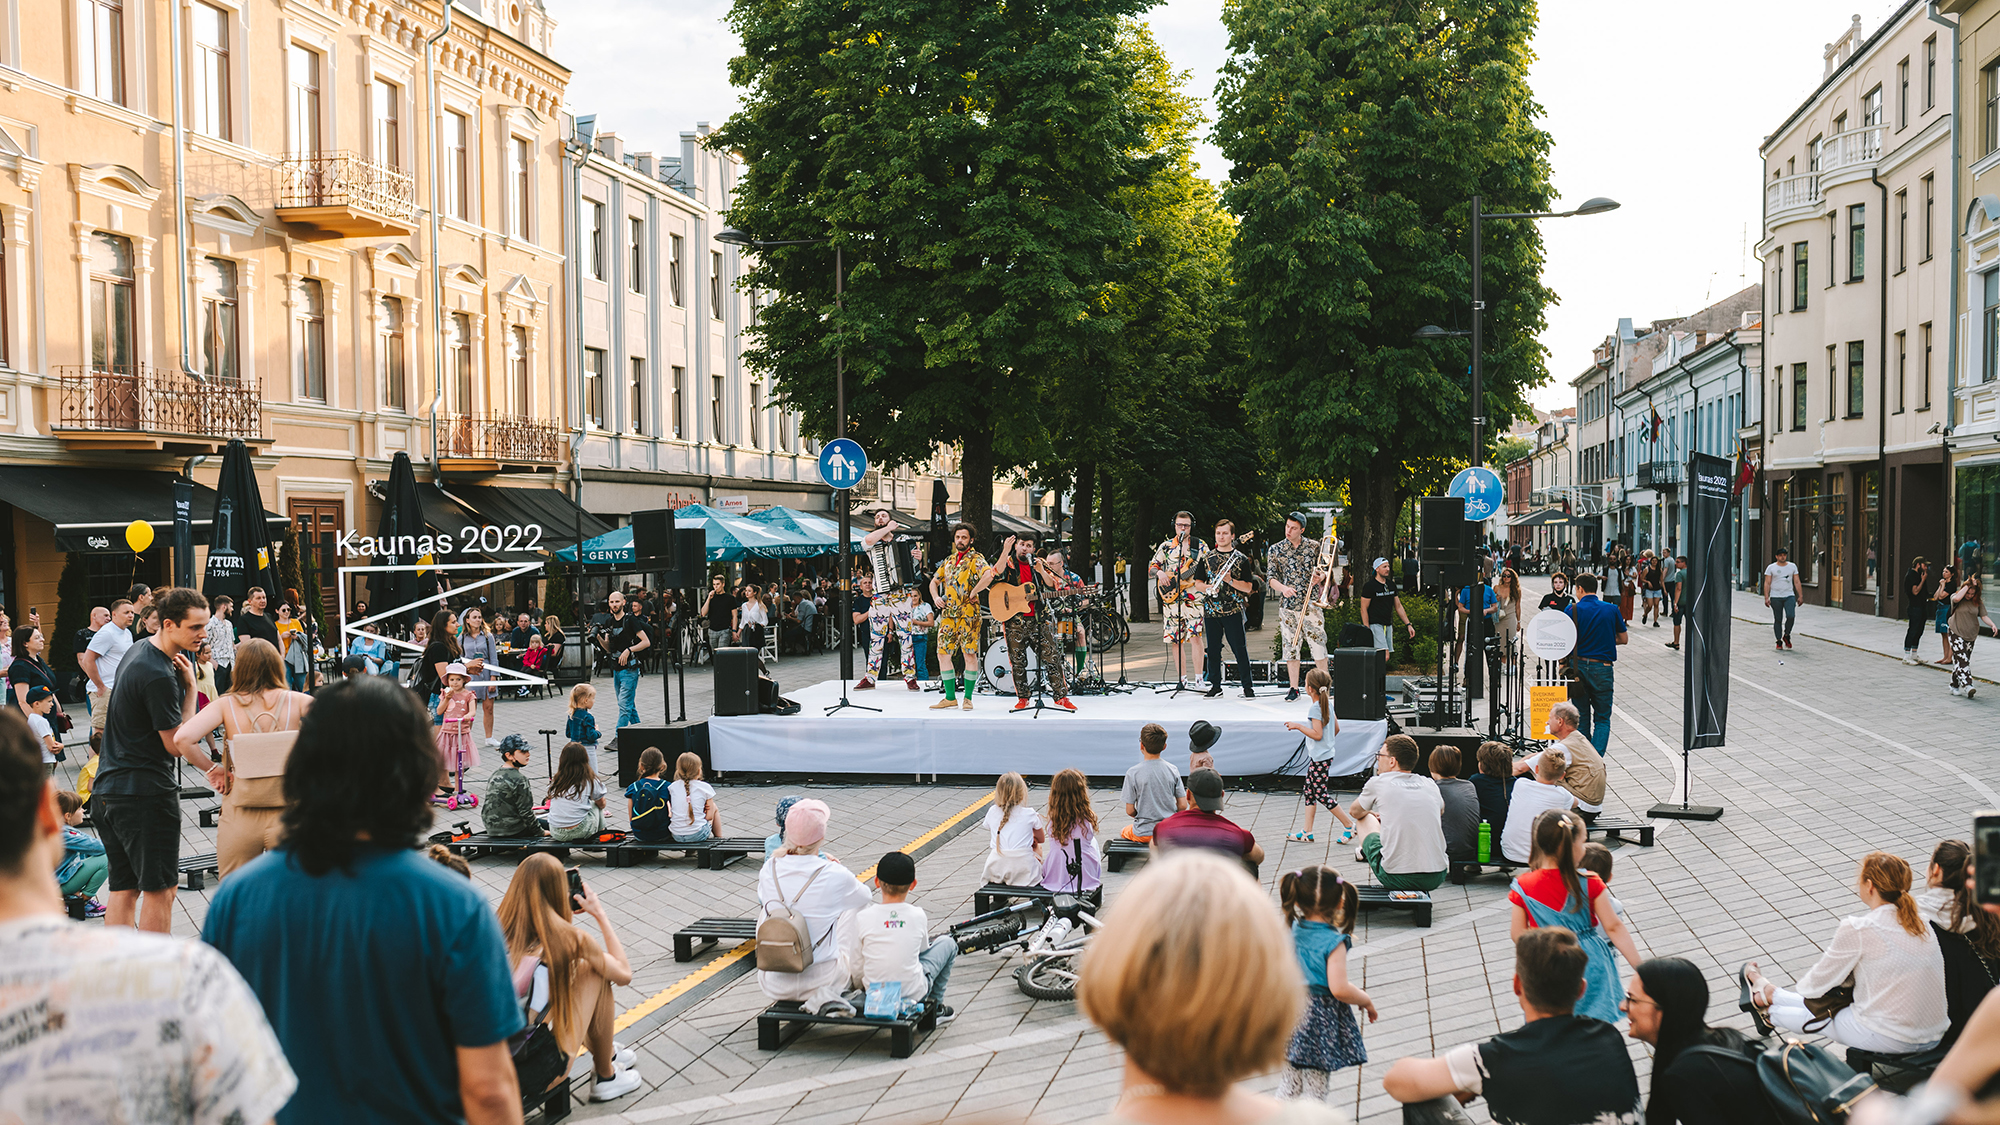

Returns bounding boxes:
[566,866,585,905]
[1977,812,2000,907]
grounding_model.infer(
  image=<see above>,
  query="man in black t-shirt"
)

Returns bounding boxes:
[1384,928,1640,1124]
[1360,557,1416,656]
[1902,557,1932,665]
[236,586,280,651]
[700,576,739,658]
[96,588,227,935]
[598,590,650,735]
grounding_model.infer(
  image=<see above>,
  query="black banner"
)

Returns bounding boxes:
[172,478,194,588]
[1684,451,1733,750]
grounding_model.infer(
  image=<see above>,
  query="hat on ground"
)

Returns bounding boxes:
[774,795,802,830]
[1188,768,1226,812]
[25,685,54,705]
[444,661,469,679]
[1189,720,1222,753]
[876,850,916,886]
[784,798,830,849]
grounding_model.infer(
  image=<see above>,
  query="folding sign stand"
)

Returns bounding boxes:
[336,561,550,695]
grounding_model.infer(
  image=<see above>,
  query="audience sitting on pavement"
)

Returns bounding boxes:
[667,751,724,844]
[546,740,609,843]
[1153,768,1266,873]
[1121,722,1187,843]
[203,675,526,1125]
[1508,809,1642,1023]
[1621,956,1777,1125]
[484,733,544,838]
[1277,866,1376,1108]
[1040,767,1103,894]
[1471,741,1513,853]
[765,795,802,857]
[1501,750,1576,865]
[757,798,874,1016]
[982,771,1046,885]
[1516,701,1605,823]
[498,853,643,1102]
[0,708,298,1124]
[1383,927,1642,1124]
[1742,850,1948,1055]
[625,747,675,845]
[1347,734,1447,891]
[53,789,107,917]
[1428,746,1481,866]
[1079,849,1352,1124]
[838,850,958,1024]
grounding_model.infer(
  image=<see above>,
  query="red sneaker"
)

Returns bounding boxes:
[855,678,876,690]
[1054,697,1077,712]
[1013,698,1030,711]
[905,678,920,691]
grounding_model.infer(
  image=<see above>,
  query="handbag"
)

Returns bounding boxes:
[225,694,297,808]
[1800,977,1856,1032]
[757,863,826,974]
[509,960,568,1096]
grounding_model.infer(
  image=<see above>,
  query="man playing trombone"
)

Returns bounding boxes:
[1266,512,1330,702]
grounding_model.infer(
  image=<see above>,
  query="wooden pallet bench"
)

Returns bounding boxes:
[699,837,767,870]
[970,882,1102,917]
[180,852,220,891]
[1357,885,1432,927]
[756,999,936,1059]
[673,917,758,963]
[1586,818,1655,847]
[1104,837,1149,872]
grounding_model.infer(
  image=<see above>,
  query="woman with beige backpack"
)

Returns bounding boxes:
[175,637,313,876]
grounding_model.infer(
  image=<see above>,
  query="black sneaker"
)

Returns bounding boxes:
[1285,687,1300,702]
[1203,686,1223,698]
[933,1005,957,1025]
[1242,687,1256,699]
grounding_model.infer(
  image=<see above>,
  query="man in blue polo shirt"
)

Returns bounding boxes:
[1566,573,1627,755]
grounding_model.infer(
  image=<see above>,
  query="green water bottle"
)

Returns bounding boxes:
[1478,821,1492,863]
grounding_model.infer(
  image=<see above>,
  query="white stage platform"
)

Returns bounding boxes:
[708,679,1390,778]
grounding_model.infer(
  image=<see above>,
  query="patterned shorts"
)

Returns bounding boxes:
[937,614,982,655]
[1279,608,1329,661]
[1161,609,1203,644]
[1302,758,1336,809]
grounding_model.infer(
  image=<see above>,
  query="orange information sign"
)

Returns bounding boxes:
[1529,685,1569,740]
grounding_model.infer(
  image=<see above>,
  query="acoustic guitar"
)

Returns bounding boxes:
[986,582,1035,623]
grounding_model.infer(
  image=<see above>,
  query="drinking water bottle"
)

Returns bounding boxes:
[1478,821,1492,863]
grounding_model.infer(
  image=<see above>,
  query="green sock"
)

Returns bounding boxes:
[943,673,958,701]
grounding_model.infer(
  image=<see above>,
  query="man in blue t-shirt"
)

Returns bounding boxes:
[1566,573,1627,756]
[204,677,537,1125]
[1454,573,1499,682]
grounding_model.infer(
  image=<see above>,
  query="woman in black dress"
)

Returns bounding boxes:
[1538,572,1574,613]
[6,626,59,712]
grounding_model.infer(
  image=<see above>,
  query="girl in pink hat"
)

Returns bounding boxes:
[433,662,478,792]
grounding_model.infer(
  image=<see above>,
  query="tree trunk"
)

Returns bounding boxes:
[1071,460,1095,572]
[1127,489,1154,623]
[959,427,997,550]
[1098,464,1116,593]
[1349,453,1404,580]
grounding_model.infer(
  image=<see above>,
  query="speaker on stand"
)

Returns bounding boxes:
[1332,647,1385,720]
[1418,496,1465,729]
[631,508,677,564]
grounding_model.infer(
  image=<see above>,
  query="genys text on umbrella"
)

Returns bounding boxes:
[337,523,544,558]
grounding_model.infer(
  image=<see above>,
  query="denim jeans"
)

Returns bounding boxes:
[613,666,641,729]
[1770,595,1797,642]
[286,665,308,692]
[1571,659,1615,756]
[918,935,957,1005]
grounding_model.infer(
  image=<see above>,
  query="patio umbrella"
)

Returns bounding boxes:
[372,451,435,628]
[928,480,949,572]
[201,438,274,606]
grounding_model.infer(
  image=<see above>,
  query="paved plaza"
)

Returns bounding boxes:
[45,587,1995,1123]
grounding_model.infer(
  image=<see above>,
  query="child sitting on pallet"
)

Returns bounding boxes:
[838,850,958,1025]
[483,735,545,838]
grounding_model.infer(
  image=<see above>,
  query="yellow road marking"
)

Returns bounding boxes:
[612,791,997,1034]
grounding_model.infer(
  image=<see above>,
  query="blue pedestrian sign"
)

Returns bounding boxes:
[1448,466,1506,522]
[819,438,868,491]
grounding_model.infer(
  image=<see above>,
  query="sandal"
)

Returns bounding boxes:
[1738,962,1776,1036]
[1336,827,1357,844]
[1288,831,1314,842]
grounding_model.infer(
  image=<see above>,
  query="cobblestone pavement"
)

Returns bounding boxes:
[45,588,1995,1123]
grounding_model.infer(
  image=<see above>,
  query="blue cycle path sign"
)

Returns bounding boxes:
[819,439,868,491]
[1448,466,1506,521]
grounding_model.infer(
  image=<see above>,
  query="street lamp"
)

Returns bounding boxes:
[715,229,858,680]
[1416,194,1619,706]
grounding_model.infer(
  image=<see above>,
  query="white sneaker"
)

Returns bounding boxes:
[483,737,500,748]
[590,1066,643,1102]
[613,1042,638,1070]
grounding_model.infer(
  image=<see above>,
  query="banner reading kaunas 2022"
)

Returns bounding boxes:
[1684,451,1734,752]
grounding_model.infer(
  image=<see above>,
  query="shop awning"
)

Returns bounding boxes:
[949,509,1056,537]
[1507,508,1577,528]
[367,480,489,555]
[10,466,286,552]
[439,482,613,551]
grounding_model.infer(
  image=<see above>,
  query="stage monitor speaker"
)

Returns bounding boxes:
[661,528,708,587]
[1419,496,1466,564]
[615,723,710,786]
[1333,647,1386,720]
[631,508,676,564]
[713,647,760,716]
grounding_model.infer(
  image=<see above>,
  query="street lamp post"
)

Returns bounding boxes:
[715,230,851,677]
[1416,194,1617,707]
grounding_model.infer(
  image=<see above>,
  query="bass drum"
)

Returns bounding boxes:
[983,638,1040,696]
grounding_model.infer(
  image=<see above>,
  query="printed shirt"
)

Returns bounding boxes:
[934,548,989,619]
[1266,536,1322,611]
[1201,547,1249,618]
[1151,536,1209,609]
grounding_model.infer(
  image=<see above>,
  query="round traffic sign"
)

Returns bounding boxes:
[1448,466,1506,521]
[819,439,868,491]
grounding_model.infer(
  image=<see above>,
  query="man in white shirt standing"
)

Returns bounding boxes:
[839,850,957,1023]
[205,595,238,694]
[1347,734,1448,891]
[1762,545,1801,651]
[78,599,137,736]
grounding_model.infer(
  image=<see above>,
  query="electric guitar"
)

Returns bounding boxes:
[1157,544,1204,605]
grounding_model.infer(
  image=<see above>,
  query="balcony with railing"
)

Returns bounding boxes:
[275,151,417,239]
[52,364,265,453]
[1637,460,1683,489]
[1766,173,1823,225]
[1817,125,1885,177]
[438,412,563,472]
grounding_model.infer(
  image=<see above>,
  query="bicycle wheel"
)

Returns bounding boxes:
[1084,608,1118,654]
[1016,955,1080,1001]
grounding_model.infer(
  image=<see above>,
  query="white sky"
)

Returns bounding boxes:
[545,0,1912,412]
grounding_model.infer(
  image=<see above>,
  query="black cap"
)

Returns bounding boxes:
[877,850,916,885]
[1189,720,1221,752]
[1188,768,1226,812]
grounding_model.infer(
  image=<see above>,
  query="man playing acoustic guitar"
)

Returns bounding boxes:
[1149,511,1209,689]
[973,535,1077,712]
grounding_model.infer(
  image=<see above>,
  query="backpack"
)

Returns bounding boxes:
[1685,1036,1876,1124]
[757,863,826,973]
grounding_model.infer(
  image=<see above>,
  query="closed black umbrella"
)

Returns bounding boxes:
[929,479,950,571]
[201,438,274,605]
[373,451,435,630]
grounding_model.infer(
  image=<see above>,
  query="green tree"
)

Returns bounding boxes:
[1494,435,1532,466]
[1213,0,1556,568]
[715,0,1158,537]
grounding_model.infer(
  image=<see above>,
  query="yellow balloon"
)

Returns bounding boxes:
[124,519,155,553]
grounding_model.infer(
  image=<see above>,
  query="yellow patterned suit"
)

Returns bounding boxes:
[934,547,989,657]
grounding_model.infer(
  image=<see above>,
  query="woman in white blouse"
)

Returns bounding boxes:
[756,798,873,1016]
[1742,851,1948,1055]
[736,585,771,652]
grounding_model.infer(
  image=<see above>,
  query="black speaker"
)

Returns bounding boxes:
[631,508,676,564]
[1333,647,1385,720]
[1419,496,1466,564]
[661,528,708,587]
[712,647,759,716]
[615,723,710,786]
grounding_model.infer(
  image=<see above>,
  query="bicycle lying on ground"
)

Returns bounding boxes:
[950,890,1102,1000]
